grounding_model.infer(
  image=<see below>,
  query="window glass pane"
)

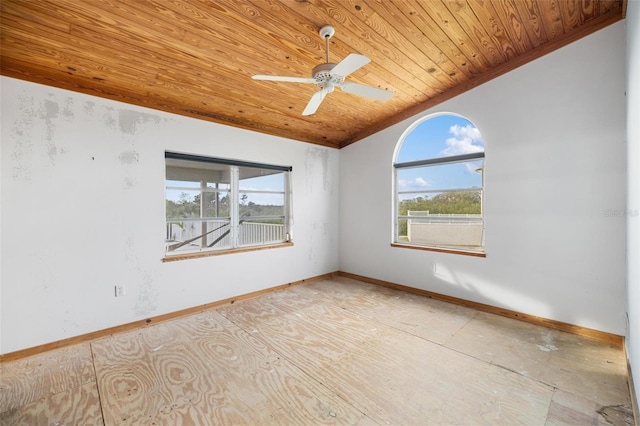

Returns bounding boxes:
[238,169,285,218]
[165,189,201,220]
[202,190,231,218]
[165,187,231,219]
[239,167,284,191]
[240,193,285,218]
[397,160,483,196]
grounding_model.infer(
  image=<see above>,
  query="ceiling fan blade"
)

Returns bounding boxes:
[252,75,315,83]
[340,82,394,101]
[302,90,327,116]
[331,53,370,77]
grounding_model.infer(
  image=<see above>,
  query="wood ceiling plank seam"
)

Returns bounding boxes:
[388,0,482,78]
[0,49,232,120]
[536,0,567,39]
[30,2,202,69]
[343,0,461,91]
[129,0,318,76]
[371,0,472,84]
[187,0,332,72]
[414,1,493,74]
[602,0,623,14]
[0,32,157,90]
[0,7,163,82]
[34,0,154,41]
[0,1,71,35]
[490,0,538,51]
[469,0,533,58]
[558,0,585,29]
[0,58,187,116]
[340,7,623,148]
[593,0,602,17]
[439,0,509,67]
[0,20,173,91]
[511,0,550,48]
[75,0,301,80]
[238,0,423,102]
[278,0,438,101]
[465,0,520,61]
[77,20,320,111]
[579,0,601,23]
[50,0,308,101]
[67,24,215,82]
[230,1,324,56]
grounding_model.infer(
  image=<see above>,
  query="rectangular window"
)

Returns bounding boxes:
[395,153,484,254]
[165,152,292,258]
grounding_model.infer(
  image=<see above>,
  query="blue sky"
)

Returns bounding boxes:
[396,114,484,199]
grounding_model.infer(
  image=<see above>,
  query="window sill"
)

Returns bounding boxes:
[391,243,486,257]
[163,242,293,262]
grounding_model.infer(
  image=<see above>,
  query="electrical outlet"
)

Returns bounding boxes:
[431,262,437,273]
[115,285,126,297]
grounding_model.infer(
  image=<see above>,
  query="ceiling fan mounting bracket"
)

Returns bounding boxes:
[319,25,335,40]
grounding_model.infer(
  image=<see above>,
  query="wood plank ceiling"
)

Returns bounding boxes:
[0,0,626,149]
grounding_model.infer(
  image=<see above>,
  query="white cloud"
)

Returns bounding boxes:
[440,124,484,156]
[398,177,431,189]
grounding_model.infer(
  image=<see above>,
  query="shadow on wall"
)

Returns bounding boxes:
[424,260,620,336]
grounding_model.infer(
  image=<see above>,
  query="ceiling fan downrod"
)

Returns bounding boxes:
[319,25,335,64]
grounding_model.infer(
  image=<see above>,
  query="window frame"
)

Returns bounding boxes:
[392,116,486,257]
[163,151,293,262]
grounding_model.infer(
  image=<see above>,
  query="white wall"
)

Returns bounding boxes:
[0,77,340,354]
[625,0,640,412]
[340,22,627,335]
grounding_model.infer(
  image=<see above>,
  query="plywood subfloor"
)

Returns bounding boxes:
[0,276,634,425]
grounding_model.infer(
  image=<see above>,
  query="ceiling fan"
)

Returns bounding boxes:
[252,25,394,116]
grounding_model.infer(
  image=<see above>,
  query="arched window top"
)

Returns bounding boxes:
[396,113,484,164]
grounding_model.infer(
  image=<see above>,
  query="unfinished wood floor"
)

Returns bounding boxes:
[0,276,634,425]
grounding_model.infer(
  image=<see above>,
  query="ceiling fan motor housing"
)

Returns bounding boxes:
[311,63,344,89]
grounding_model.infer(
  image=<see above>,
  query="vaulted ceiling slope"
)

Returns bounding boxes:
[0,0,626,148]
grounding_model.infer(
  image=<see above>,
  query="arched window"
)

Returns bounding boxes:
[393,113,485,255]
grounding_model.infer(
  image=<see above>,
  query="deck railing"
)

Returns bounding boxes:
[166,220,285,252]
[405,211,483,247]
